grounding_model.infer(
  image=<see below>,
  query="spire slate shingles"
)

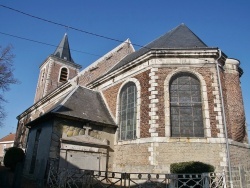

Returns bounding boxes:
[53,33,74,63]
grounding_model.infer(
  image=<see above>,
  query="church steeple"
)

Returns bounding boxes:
[34,34,81,103]
[53,33,74,63]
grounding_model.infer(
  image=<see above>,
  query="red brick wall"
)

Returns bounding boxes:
[134,70,151,138]
[46,62,78,94]
[102,70,151,138]
[35,60,78,102]
[78,44,134,87]
[157,67,219,138]
[224,72,246,142]
[102,83,122,118]
[196,67,219,137]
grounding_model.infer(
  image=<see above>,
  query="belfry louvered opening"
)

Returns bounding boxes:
[59,67,68,82]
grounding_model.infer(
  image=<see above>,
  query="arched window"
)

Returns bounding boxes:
[119,82,137,140]
[59,67,68,82]
[170,73,204,137]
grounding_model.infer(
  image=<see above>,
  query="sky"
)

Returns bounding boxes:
[0,1,249,139]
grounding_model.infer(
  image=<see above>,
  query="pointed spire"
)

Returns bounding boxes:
[147,23,207,48]
[53,33,74,63]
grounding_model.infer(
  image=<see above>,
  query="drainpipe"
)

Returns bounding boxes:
[215,49,233,188]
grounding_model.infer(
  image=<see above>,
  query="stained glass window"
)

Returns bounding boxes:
[119,82,137,140]
[170,73,204,137]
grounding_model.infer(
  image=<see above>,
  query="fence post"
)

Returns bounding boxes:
[239,165,246,188]
[202,173,210,188]
[223,170,227,188]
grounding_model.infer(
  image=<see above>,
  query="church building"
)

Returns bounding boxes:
[15,24,249,181]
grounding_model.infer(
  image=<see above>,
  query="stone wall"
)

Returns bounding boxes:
[51,117,116,170]
[113,143,151,172]
[229,142,250,166]
[112,141,226,173]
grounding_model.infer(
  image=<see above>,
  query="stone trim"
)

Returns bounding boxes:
[116,137,226,145]
[211,69,224,137]
[148,142,159,165]
[148,68,159,137]
[115,78,141,143]
[43,60,53,97]
[229,139,250,148]
[164,68,211,138]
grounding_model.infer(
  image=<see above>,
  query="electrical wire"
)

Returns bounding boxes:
[0,4,150,50]
[0,31,101,58]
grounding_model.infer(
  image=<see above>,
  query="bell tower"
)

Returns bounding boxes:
[34,34,82,103]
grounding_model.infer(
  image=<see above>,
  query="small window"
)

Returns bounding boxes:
[59,67,68,82]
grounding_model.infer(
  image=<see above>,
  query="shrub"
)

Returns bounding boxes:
[170,161,215,174]
[3,147,25,171]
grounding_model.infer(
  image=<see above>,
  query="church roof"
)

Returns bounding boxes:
[51,86,116,126]
[107,23,209,74]
[53,33,75,63]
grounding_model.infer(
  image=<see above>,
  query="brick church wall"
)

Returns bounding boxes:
[45,61,78,95]
[224,72,246,142]
[134,70,151,138]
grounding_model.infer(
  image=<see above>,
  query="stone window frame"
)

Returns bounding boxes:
[116,78,141,142]
[164,68,211,138]
[58,66,69,82]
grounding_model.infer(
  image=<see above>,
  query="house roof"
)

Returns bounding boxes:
[106,23,209,74]
[0,133,15,142]
[50,86,116,126]
[53,33,75,63]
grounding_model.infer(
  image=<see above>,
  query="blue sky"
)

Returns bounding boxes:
[0,1,249,139]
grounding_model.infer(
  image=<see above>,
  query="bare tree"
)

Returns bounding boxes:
[0,45,18,126]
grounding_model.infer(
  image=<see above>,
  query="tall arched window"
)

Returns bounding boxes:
[59,67,68,82]
[119,82,137,140]
[170,73,204,137]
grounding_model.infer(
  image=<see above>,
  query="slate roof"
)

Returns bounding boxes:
[0,133,15,142]
[53,33,75,63]
[106,24,209,74]
[51,86,116,126]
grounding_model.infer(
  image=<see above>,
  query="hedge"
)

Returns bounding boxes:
[170,161,215,174]
[3,147,25,171]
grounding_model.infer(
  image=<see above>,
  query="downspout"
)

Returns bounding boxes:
[215,49,233,188]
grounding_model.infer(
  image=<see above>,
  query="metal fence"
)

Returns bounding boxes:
[46,166,226,188]
[230,165,250,188]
